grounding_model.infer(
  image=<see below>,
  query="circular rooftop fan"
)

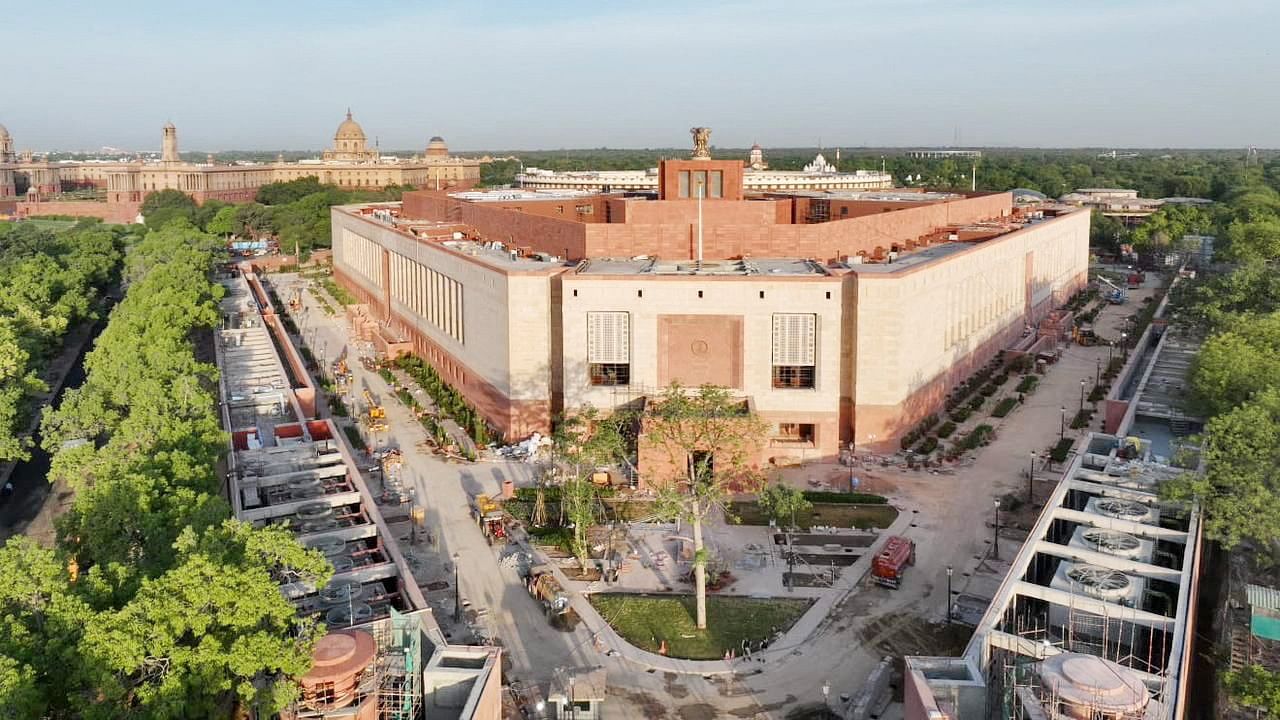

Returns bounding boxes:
[1094,498,1149,520]
[1066,564,1132,599]
[299,518,338,534]
[330,556,355,574]
[308,536,347,558]
[289,476,322,491]
[1082,528,1142,556]
[320,581,364,605]
[297,502,334,520]
[292,486,325,500]
[325,602,374,627]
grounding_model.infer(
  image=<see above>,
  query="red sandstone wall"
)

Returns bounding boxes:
[16,199,141,224]
[400,190,1012,263]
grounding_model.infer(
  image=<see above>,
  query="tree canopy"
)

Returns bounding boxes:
[0,218,329,717]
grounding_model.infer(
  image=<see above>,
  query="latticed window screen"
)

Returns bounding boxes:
[587,312,630,364]
[772,313,816,366]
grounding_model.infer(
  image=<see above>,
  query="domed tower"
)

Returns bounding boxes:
[748,142,766,170]
[161,121,179,164]
[0,123,14,163]
[0,124,17,201]
[425,136,449,158]
[324,109,379,162]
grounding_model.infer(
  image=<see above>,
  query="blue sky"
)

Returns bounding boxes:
[5,0,1277,151]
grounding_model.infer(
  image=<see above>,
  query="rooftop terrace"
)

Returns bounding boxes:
[575,256,829,276]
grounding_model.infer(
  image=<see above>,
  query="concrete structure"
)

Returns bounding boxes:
[1059,188,1164,223]
[905,149,983,159]
[0,124,15,213]
[213,266,502,720]
[5,113,482,221]
[904,330,1205,720]
[328,130,1089,465]
[517,147,893,193]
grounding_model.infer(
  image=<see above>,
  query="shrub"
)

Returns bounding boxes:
[994,373,1010,386]
[950,408,972,423]
[1088,384,1106,402]
[1070,408,1093,429]
[980,383,998,397]
[992,397,1019,418]
[959,424,995,450]
[936,421,957,439]
[1009,355,1033,373]
[801,491,888,505]
[342,424,366,452]
[968,395,984,411]
[1016,375,1039,393]
[914,436,939,454]
[1050,437,1075,463]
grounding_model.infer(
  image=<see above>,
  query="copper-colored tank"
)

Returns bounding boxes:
[296,630,379,719]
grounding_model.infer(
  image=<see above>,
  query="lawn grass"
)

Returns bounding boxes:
[589,594,810,660]
[3,218,78,232]
[729,501,898,530]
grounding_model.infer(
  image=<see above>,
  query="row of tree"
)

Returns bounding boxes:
[0,222,330,717]
[138,177,413,254]
[0,220,129,462]
[1160,168,1280,720]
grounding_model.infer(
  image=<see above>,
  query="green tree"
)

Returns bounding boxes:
[77,522,330,718]
[205,205,238,237]
[1188,313,1280,417]
[646,384,768,629]
[1164,389,1280,549]
[1224,665,1280,716]
[139,189,199,230]
[756,482,812,529]
[552,407,628,570]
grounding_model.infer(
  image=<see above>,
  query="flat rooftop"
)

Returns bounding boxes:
[788,189,962,202]
[576,257,829,276]
[218,275,296,435]
[449,188,600,202]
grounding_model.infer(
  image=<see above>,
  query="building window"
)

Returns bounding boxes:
[678,171,690,198]
[773,423,815,444]
[772,365,815,389]
[772,313,816,389]
[709,170,723,198]
[587,311,630,386]
[589,363,630,386]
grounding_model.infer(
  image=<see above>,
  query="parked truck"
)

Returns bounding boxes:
[871,536,916,589]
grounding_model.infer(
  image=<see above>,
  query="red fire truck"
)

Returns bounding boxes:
[871,536,916,589]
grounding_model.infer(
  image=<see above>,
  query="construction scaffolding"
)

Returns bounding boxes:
[372,609,423,720]
[986,594,1172,719]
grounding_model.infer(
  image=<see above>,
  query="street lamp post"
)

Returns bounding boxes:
[992,499,1001,561]
[1122,332,1129,361]
[1078,379,1086,413]
[821,681,831,709]
[1095,357,1102,387]
[1028,452,1036,505]
[452,552,461,622]
[1060,406,1066,440]
[945,566,954,622]
[1107,341,1114,366]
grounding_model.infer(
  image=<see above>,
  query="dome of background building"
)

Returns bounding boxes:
[0,123,9,138]
[163,120,175,130]
[426,136,449,157]
[336,110,366,140]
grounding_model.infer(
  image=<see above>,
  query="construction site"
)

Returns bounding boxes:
[213,264,504,720]
[905,298,1207,720]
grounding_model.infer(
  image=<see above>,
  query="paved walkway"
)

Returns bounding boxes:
[275,271,1166,717]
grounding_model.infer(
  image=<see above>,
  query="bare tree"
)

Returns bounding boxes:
[646,384,768,629]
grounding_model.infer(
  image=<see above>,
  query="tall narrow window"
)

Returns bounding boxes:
[772,313,817,389]
[709,170,723,198]
[678,171,690,198]
[588,311,630,386]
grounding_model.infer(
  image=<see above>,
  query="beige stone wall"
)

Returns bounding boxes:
[332,210,556,434]
[561,273,845,457]
[849,210,1090,445]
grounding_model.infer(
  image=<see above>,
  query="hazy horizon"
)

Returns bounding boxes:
[7,0,1278,151]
